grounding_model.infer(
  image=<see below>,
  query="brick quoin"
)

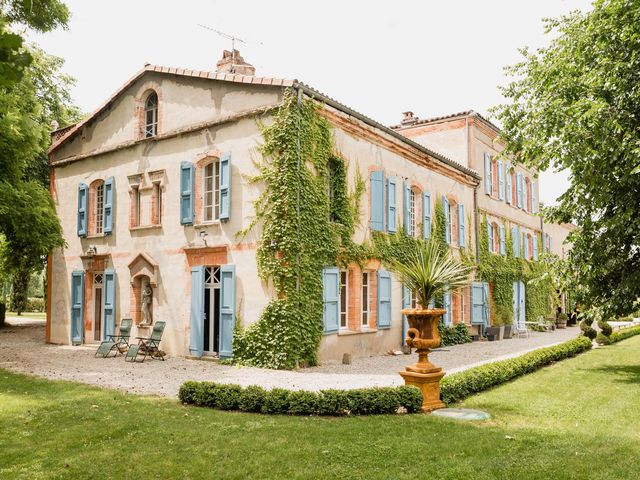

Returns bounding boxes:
[347,264,361,331]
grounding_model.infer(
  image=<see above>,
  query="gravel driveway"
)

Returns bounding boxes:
[0,317,580,398]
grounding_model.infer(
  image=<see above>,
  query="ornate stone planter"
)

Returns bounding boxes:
[399,308,446,412]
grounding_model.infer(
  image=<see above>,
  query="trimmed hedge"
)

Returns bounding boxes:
[440,336,592,405]
[610,325,640,343]
[178,382,423,416]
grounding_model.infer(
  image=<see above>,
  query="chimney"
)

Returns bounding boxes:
[216,49,255,76]
[401,111,418,126]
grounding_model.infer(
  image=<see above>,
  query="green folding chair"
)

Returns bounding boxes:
[95,318,133,358]
[125,321,166,363]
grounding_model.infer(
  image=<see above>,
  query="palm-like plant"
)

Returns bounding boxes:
[385,238,472,309]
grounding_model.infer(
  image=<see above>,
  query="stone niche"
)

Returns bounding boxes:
[128,253,159,325]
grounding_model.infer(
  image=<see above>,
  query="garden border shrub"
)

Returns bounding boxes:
[178,383,422,416]
[610,325,640,343]
[440,336,592,405]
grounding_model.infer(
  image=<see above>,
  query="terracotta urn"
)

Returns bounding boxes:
[399,307,446,412]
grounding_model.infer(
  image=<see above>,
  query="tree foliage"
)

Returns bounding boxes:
[493,0,640,316]
[0,1,74,311]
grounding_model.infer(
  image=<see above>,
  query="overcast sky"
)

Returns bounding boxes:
[31,0,593,205]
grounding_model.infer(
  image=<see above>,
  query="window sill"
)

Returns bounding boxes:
[338,328,378,336]
[85,234,107,239]
[130,224,162,232]
[194,221,221,229]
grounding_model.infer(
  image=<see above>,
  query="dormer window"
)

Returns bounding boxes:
[144,92,158,138]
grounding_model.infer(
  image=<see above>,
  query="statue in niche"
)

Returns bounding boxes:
[140,281,153,326]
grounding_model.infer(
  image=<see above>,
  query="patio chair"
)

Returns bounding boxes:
[513,322,530,338]
[95,318,133,358]
[125,321,166,363]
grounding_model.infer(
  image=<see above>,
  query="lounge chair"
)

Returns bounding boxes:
[125,321,166,363]
[513,321,530,338]
[95,318,133,358]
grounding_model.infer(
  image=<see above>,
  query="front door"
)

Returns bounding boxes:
[93,272,104,342]
[513,281,526,327]
[203,266,221,356]
[190,264,236,358]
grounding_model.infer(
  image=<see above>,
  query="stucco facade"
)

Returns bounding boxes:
[47,57,575,364]
[47,62,483,363]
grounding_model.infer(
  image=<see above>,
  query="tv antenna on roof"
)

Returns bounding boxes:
[198,24,250,72]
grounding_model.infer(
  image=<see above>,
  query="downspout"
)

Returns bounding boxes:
[468,116,481,264]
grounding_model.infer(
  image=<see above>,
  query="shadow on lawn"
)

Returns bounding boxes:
[591,365,640,384]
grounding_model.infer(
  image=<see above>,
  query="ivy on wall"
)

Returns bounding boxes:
[233,89,362,369]
[476,215,555,326]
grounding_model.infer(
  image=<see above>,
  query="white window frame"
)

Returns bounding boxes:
[203,160,221,223]
[409,188,416,236]
[361,271,369,327]
[410,290,419,309]
[95,183,104,235]
[144,93,158,138]
[339,270,348,329]
[449,203,454,245]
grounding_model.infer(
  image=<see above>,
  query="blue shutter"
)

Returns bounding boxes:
[370,171,385,231]
[458,204,465,247]
[443,292,452,326]
[219,265,235,358]
[103,269,116,340]
[499,224,506,255]
[70,271,84,345]
[498,161,505,200]
[442,195,451,245]
[180,161,195,225]
[322,267,339,333]
[402,180,410,234]
[484,153,492,195]
[387,177,397,233]
[422,192,431,239]
[482,282,490,326]
[549,235,553,254]
[77,183,88,237]
[487,221,493,253]
[402,285,410,346]
[103,176,114,234]
[506,172,513,204]
[519,280,526,325]
[219,151,231,221]
[516,173,523,208]
[189,266,205,356]
[377,269,392,329]
[512,226,520,257]
[523,232,528,259]
[533,234,539,260]
[531,180,536,213]
[471,282,485,325]
[512,281,519,327]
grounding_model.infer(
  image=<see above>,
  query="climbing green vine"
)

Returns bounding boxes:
[233,89,363,369]
[476,214,554,326]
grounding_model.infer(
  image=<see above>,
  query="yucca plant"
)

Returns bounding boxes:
[385,237,472,309]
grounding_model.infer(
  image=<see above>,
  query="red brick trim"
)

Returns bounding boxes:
[134,81,163,141]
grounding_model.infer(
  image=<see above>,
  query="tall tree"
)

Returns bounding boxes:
[493,0,640,316]
[0,1,74,314]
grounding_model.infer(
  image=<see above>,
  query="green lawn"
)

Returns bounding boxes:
[2,337,640,480]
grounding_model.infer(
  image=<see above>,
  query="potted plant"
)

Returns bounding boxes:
[556,312,568,329]
[486,303,510,340]
[386,237,471,411]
